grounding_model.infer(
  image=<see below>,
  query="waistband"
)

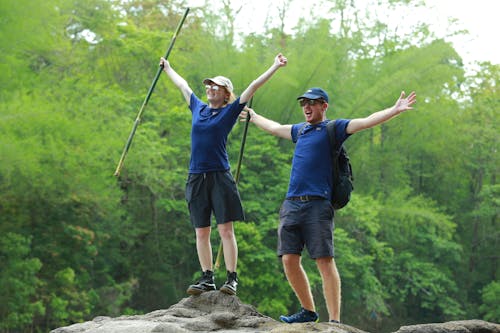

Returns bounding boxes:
[286,195,326,202]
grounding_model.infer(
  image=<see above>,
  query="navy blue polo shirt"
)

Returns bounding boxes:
[286,119,351,200]
[188,93,246,173]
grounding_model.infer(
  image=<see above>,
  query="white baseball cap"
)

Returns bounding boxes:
[203,76,233,93]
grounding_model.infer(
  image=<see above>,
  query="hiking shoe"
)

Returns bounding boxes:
[330,319,340,323]
[219,271,238,295]
[279,307,319,323]
[186,270,216,295]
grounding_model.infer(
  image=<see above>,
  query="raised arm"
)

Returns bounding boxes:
[239,53,287,104]
[240,107,292,140]
[160,57,193,105]
[346,91,417,134]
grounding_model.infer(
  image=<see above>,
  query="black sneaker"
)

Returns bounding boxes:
[219,271,238,295]
[186,270,216,295]
[330,319,340,323]
[279,307,319,323]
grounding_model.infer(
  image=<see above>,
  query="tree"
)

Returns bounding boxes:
[0,233,44,332]
[1,0,497,331]
[480,281,500,322]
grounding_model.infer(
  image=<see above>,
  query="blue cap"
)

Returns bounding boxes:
[297,87,329,103]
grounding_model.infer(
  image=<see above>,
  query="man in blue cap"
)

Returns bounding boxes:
[240,87,416,324]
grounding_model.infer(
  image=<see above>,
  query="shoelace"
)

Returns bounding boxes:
[289,309,310,321]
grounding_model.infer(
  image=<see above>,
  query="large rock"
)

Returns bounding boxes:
[50,291,499,333]
[393,320,500,333]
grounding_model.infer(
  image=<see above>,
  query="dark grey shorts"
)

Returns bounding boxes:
[277,199,335,259]
[185,171,244,228]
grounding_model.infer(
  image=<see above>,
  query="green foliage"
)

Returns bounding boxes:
[46,268,97,328]
[479,281,500,322]
[0,233,44,332]
[334,194,392,324]
[1,0,498,332]
[377,191,465,327]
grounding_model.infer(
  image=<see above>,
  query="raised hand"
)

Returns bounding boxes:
[275,53,288,67]
[394,91,417,113]
[159,57,170,70]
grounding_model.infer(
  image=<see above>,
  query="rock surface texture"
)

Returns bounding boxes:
[50,291,499,333]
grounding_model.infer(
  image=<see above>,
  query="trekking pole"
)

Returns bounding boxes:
[233,98,253,184]
[214,97,253,270]
[114,8,190,177]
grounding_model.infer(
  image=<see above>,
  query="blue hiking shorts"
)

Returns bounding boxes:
[277,199,335,259]
[185,171,245,228]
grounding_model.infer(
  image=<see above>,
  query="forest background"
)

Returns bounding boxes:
[0,0,498,332]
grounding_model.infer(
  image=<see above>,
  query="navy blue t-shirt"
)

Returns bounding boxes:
[188,93,246,173]
[286,119,351,200]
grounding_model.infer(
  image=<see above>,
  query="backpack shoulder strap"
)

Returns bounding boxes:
[298,123,308,136]
[326,120,339,152]
[326,120,341,183]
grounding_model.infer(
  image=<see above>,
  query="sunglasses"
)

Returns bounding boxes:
[299,99,325,107]
[205,85,220,91]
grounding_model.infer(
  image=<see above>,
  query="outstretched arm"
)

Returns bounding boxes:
[346,91,417,134]
[239,107,292,140]
[239,53,287,104]
[160,57,193,105]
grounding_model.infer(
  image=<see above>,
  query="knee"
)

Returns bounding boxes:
[282,254,300,269]
[218,223,235,240]
[316,256,334,266]
[316,257,338,275]
[195,227,211,240]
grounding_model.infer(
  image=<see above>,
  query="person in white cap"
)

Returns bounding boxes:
[240,87,416,323]
[159,53,287,296]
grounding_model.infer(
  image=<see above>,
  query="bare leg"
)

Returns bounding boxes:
[217,222,237,272]
[282,254,315,311]
[316,256,341,321]
[195,226,212,271]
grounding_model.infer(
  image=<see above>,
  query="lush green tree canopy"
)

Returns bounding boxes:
[1,0,498,332]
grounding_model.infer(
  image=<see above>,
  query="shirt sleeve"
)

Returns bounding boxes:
[334,119,352,145]
[291,122,307,143]
[189,93,203,113]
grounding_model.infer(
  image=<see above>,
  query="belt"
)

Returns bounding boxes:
[287,195,326,201]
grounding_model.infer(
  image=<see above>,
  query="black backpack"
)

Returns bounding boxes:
[326,120,353,209]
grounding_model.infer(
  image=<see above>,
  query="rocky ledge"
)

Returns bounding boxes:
[50,291,499,333]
